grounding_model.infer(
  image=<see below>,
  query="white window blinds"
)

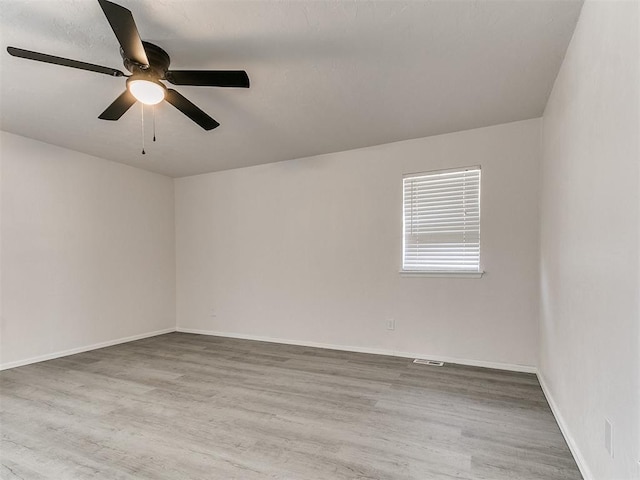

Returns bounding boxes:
[403,167,481,272]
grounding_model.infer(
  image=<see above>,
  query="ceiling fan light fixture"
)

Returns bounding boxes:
[127,78,165,105]
[9,0,248,130]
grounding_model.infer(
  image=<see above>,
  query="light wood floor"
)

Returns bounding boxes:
[0,333,581,480]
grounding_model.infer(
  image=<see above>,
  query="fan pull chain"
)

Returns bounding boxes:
[141,103,146,155]
[153,105,156,142]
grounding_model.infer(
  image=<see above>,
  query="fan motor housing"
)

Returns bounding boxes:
[122,41,170,78]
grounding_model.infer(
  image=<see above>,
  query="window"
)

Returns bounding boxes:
[402,166,481,274]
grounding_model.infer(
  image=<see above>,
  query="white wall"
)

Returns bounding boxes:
[176,119,541,369]
[0,132,176,368]
[539,0,640,478]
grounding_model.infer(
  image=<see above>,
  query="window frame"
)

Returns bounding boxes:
[401,166,484,278]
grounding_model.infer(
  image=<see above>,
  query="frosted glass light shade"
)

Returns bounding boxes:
[128,80,165,105]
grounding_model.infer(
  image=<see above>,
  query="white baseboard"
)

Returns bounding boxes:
[1,325,536,374]
[175,327,537,374]
[0,327,176,371]
[537,372,593,480]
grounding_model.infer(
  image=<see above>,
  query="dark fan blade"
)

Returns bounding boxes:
[165,70,250,88]
[98,90,136,120]
[165,89,219,130]
[98,0,149,67]
[7,47,125,77]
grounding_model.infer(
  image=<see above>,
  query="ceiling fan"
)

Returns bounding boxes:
[6,0,250,131]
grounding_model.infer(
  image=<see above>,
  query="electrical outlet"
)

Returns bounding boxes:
[604,418,613,458]
[386,319,395,330]
[209,309,217,318]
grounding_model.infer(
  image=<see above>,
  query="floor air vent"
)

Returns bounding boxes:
[413,359,444,366]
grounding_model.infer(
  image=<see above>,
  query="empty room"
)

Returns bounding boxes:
[0,0,638,479]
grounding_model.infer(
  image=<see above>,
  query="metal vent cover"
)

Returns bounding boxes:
[413,359,444,366]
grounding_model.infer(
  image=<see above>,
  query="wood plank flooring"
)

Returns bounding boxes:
[0,333,582,479]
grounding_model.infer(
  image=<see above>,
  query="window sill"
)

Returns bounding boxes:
[399,270,484,278]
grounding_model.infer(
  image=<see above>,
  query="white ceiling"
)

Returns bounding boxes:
[0,0,582,177]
